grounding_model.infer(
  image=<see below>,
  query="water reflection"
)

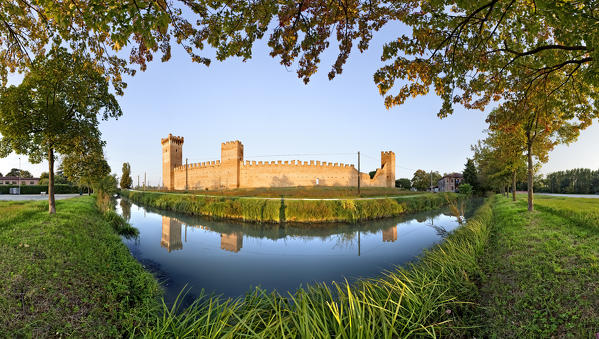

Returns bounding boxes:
[382,226,397,242]
[118,198,482,303]
[161,216,183,252]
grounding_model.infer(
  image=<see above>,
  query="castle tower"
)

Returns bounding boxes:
[381,151,396,188]
[221,141,244,189]
[161,134,184,190]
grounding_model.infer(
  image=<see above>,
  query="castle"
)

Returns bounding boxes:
[161,134,395,190]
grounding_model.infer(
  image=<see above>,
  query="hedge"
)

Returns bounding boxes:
[0,184,80,194]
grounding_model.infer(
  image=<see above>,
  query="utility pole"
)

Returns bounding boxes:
[18,157,21,195]
[185,158,188,191]
[144,172,146,191]
[430,171,433,192]
[357,151,361,195]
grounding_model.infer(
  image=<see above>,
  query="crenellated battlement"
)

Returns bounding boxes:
[162,136,394,189]
[161,133,184,145]
[174,160,222,171]
[221,140,242,147]
[240,160,355,169]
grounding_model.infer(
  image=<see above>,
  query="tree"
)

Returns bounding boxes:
[61,141,111,196]
[0,47,121,214]
[472,129,527,200]
[6,168,33,178]
[462,159,478,193]
[412,170,441,191]
[120,163,133,189]
[395,178,411,190]
[486,73,594,211]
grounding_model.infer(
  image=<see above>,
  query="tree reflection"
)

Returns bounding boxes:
[120,198,131,222]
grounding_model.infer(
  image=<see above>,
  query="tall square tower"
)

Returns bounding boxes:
[161,134,184,190]
[221,141,244,189]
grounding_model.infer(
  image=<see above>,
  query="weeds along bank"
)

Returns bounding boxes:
[134,196,494,337]
[121,190,462,223]
[0,197,160,337]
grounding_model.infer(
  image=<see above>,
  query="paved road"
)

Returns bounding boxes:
[0,193,81,201]
[536,193,599,199]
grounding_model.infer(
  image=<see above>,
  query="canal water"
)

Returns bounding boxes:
[116,198,481,304]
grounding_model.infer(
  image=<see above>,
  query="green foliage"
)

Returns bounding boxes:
[543,168,599,194]
[103,209,139,238]
[411,170,441,191]
[368,170,377,179]
[0,47,121,213]
[0,197,160,337]
[458,183,473,196]
[133,196,494,337]
[95,174,118,212]
[5,168,33,178]
[395,178,411,190]
[0,184,79,194]
[122,190,458,223]
[462,159,478,191]
[120,163,133,189]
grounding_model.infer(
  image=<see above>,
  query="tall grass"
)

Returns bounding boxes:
[121,190,461,223]
[132,197,494,337]
[533,196,599,229]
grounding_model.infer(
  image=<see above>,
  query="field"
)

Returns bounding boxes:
[144,186,421,198]
[0,197,160,338]
[474,195,599,337]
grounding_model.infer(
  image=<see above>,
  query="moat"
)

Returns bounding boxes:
[117,198,482,305]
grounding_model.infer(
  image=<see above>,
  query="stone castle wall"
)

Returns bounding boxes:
[162,135,395,190]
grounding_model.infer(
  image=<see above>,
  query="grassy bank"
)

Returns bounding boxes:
[134,196,494,337]
[474,195,599,337]
[0,197,160,337]
[142,186,420,198]
[122,190,460,223]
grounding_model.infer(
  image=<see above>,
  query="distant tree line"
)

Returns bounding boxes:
[528,169,599,195]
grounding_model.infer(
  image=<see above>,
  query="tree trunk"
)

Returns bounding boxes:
[527,143,534,212]
[48,148,56,214]
[512,170,517,202]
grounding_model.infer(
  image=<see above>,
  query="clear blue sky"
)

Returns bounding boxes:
[1,23,598,183]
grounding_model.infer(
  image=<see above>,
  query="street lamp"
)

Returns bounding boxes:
[18,157,21,195]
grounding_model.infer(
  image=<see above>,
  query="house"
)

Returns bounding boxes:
[437,173,463,192]
[0,176,40,186]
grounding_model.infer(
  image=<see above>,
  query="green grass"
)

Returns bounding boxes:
[122,190,459,223]
[144,186,422,198]
[474,195,599,337]
[132,197,494,337]
[0,197,160,338]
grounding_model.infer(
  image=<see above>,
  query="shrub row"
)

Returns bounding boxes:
[0,184,80,194]
[121,190,460,223]
[133,196,495,337]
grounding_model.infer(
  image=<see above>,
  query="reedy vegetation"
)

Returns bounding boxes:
[134,197,494,337]
[121,190,460,223]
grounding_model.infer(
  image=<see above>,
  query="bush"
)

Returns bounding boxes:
[104,209,139,237]
[458,183,473,196]
[0,184,79,194]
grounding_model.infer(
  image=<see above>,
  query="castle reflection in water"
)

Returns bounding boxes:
[160,215,397,254]
[161,216,244,253]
